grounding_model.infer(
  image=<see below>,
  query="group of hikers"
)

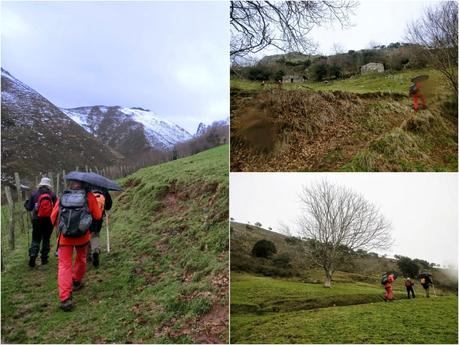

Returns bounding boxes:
[382,271,434,302]
[24,176,112,311]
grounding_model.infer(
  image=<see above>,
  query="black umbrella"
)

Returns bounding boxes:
[419,271,432,278]
[64,171,122,191]
[411,75,429,83]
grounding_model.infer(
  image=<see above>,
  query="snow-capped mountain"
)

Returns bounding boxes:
[194,119,230,137]
[61,106,192,152]
[1,68,121,182]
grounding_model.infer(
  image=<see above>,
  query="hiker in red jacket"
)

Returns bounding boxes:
[51,180,102,311]
[411,81,427,111]
[24,177,57,267]
[384,272,396,302]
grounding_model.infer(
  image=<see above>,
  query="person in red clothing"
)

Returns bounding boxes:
[411,81,427,111]
[51,180,102,311]
[383,272,397,302]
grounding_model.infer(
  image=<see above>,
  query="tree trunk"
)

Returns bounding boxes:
[324,268,333,288]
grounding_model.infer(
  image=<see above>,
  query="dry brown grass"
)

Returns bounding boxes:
[230,89,409,171]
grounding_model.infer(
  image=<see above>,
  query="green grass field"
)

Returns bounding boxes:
[231,273,458,344]
[231,68,450,95]
[1,145,229,344]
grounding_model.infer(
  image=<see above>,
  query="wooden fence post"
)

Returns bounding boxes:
[14,173,25,233]
[5,186,15,250]
[62,170,66,190]
[56,173,60,196]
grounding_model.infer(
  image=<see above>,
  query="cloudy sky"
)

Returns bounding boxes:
[1,1,229,133]
[230,173,457,268]
[253,0,439,58]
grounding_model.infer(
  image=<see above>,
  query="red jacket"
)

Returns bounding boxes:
[384,274,395,288]
[51,192,103,246]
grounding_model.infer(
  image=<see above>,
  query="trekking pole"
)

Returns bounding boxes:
[106,213,110,253]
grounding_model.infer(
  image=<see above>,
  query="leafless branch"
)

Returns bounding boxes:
[230,1,358,61]
[405,1,458,93]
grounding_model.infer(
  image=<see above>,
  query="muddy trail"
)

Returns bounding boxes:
[1,146,229,344]
[230,89,457,172]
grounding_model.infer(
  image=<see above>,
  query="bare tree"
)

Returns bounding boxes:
[406,1,458,93]
[230,1,358,60]
[297,180,392,287]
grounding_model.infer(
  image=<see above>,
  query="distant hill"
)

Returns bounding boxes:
[1,68,122,184]
[230,221,458,290]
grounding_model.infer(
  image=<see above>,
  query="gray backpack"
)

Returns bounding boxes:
[58,189,93,238]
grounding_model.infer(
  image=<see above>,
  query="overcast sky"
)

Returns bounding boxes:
[1,1,229,134]
[230,173,457,268]
[254,0,439,58]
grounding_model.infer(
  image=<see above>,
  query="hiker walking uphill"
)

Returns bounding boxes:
[88,188,112,268]
[409,75,428,111]
[405,277,416,299]
[419,272,434,298]
[24,177,57,267]
[382,271,397,302]
[51,180,102,311]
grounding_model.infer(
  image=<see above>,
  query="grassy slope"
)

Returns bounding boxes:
[231,69,457,172]
[1,145,229,344]
[231,68,449,94]
[231,273,458,344]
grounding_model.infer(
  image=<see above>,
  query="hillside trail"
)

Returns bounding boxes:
[236,290,451,315]
[2,212,227,343]
[2,146,230,344]
[231,89,456,171]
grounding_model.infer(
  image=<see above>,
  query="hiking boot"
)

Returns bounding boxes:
[72,280,84,292]
[28,256,37,268]
[59,298,74,311]
[41,257,49,265]
[92,252,99,268]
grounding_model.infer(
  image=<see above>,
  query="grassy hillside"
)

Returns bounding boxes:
[231,69,457,172]
[230,222,458,344]
[1,145,229,344]
[231,277,458,344]
[230,221,457,289]
[231,68,451,94]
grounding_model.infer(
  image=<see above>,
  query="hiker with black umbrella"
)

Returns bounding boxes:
[419,272,434,298]
[51,179,102,311]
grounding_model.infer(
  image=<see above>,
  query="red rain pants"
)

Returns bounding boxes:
[58,245,87,301]
[384,285,394,301]
[413,92,426,111]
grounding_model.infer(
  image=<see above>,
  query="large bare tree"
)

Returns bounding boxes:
[297,180,392,287]
[230,1,357,60]
[406,1,458,93]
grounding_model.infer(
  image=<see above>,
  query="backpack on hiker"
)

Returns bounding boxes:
[57,189,93,238]
[381,273,389,285]
[420,277,426,284]
[409,83,418,95]
[35,193,54,218]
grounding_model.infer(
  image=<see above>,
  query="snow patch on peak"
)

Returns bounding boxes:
[120,107,192,147]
